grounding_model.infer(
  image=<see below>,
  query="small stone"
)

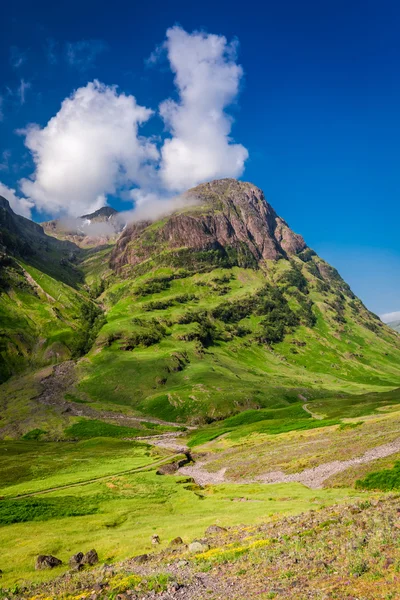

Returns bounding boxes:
[169,537,183,545]
[152,534,160,544]
[384,557,395,569]
[177,560,189,568]
[168,581,181,592]
[188,540,209,553]
[205,525,227,535]
[132,553,149,563]
[35,555,62,570]
[93,583,106,592]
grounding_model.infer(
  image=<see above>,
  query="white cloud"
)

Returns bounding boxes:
[66,40,107,70]
[157,26,248,192]
[380,311,400,324]
[19,79,31,105]
[0,181,34,218]
[19,80,158,216]
[15,26,248,219]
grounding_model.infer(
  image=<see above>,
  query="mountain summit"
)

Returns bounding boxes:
[111,179,306,270]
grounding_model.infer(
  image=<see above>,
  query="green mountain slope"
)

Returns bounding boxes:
[75,180,400,424]
[1,179,400,429]
[0,197,103,382]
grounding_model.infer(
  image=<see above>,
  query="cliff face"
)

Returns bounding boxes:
[110,179,306,271]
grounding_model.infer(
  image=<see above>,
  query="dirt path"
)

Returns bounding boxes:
[302,403,324,420]
[178,437,400,489]
[135,432,189,454]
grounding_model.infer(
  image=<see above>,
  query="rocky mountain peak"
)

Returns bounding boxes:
[111,178,306,271]
[80,206,118,221]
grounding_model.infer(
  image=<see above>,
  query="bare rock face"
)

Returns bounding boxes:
[110,179,306,271]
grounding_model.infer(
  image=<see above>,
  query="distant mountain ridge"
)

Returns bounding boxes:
[387,320,400,333]
[42,205,122,248]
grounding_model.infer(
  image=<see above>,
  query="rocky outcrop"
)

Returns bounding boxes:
[35,555,62,570]
[110,179,306,271]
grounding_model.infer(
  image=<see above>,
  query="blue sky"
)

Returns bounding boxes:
[0,0,399,317]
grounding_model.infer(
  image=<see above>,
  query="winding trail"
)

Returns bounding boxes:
[302,403,324,420]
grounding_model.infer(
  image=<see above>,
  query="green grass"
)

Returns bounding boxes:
[64,418,170,439]
[0,497,99,525]
[0,439,155,497]
[356,461,400,491]
[187,409,341,447]
[0,438,365,589]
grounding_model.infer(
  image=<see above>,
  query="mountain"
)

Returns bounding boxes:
[42,205,123,248]
[387,319,400,333]
[0,196,100,382]
[1,179,400,431]
[3,179,400,595]
[111,179,306,271]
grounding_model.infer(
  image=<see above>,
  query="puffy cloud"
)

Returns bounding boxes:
[0,181,34,218]
[19,80,158,216]
[158,26,248,192]
[16,27,248,219]
[66,40,107,70]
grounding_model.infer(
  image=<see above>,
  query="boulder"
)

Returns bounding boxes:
[169,537,183,546]
[69,552,84,569]
[205,525,227,535]
[132,554,149,564]
[188,540,209,553]
[156,463,178,476]
[82,549,98,566]
[35,555,62,570]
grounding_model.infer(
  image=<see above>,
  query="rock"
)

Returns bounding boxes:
[205,525,227,535]
[384,557,394,569]
[93,582,107,592]
[157,463,178,475]
[132,554,149,563]
[152,534,160,544]
[82,549,98,566]
[168,581,181,592]
[169,537,183,545]
[188,540,209,553]
[110,180,306,271]
[69,552,84,568]
[177,560,189,568]
[35,555,62,570]
[0,569,2,577]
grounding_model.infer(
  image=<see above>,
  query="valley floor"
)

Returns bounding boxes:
[2,371,400,598]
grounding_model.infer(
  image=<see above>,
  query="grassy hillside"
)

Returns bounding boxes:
[75,250,400,424]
